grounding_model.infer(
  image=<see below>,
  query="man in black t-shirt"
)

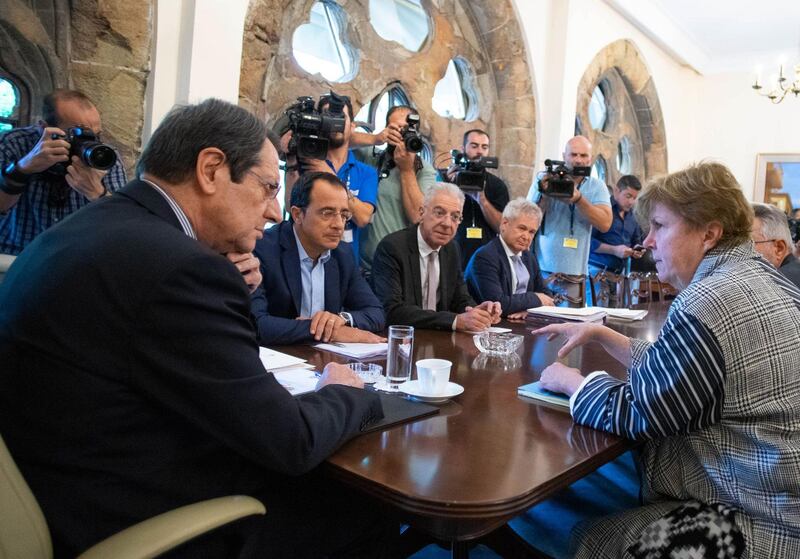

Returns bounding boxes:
[442,129,510,269]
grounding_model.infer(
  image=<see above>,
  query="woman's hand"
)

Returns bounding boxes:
[539,362,584,396]
[531,322,601,358]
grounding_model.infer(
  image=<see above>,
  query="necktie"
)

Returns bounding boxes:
[425,251,439,311]
[512,254,530,295]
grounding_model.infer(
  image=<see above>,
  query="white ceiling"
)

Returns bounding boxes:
[605,0,800,74]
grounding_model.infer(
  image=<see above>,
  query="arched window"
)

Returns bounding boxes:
[432,58,479,121]
[617,136,631,176]
[588,83,608,131]
[292,1,358,82]
[591,156,607,184]
[368,0,429,52]
[0,77,21,132]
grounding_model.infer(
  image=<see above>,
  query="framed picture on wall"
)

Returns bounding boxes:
[754,154,800,215]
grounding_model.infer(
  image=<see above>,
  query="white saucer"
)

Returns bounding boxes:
[398,380,464,403]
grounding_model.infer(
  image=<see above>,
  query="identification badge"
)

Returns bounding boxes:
[562,237,578,249]
[466,227,483,239]
[342,229,354,243]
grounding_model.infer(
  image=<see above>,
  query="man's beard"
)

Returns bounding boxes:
[328,134,345,150]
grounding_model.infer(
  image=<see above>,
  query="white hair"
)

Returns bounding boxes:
[423,182,465,207]
[502,197,542,224]
[752,203,793,247]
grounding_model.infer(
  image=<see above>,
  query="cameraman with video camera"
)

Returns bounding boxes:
[526,135,611,306]
[443,129,509,268]
[0,89,126,255]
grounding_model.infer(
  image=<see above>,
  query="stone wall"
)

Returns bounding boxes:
[239,0,537,197]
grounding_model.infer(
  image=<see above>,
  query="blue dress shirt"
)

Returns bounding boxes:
[293,228,331,318]
[589,200,643,272]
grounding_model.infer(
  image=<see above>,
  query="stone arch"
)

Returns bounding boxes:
[239,0,537,197]
[575,39,667,182]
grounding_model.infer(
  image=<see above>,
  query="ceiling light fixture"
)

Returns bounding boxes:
[752,63,800,103]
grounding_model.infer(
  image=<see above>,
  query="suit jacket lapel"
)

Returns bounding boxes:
[279,223,303,315]
[324,256,341,313]
[407,226,423,306]
[494,238,514,294]
[439,243,455,311]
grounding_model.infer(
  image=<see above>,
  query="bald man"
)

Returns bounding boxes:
[526,136,612,306]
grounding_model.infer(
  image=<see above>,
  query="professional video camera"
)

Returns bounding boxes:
[48,126,117,174]
[276,92,347,160]
[378,113,424,179]
[450,150,499,192]
[537,159,591,199]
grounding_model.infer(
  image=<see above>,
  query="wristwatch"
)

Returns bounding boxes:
[339,312,353,327]
[0,161,31,195]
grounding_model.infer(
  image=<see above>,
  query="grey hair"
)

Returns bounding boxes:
[423,182,465,207]
[752,203,793,247]
[502,197,542,223]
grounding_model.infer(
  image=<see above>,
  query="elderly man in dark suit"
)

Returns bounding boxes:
[372,182,501,331]
[251,171,385,345]
[0,99,391,558]
[752,202,800,288]
[465,197,555,317]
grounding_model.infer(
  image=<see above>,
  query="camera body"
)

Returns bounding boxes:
[379,113,424,179]
[450,150,499,192]
[538,159,591,199]
[281,93,347,160]
[49,126,117,173]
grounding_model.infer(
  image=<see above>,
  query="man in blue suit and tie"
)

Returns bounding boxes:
[251,171,386,345]
[465,198,554,317]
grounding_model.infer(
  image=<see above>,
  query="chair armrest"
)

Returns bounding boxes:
[77,495,265,559]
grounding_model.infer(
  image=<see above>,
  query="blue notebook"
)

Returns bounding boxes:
[517,381,570,409]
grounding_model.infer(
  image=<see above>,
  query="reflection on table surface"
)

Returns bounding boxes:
[275,302,670,539]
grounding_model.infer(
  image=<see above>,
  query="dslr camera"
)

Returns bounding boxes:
[378,113,424,179]
[49,126,117,173]
[538,159,591,199]
[450,150,499,192]
[276,92,347,160]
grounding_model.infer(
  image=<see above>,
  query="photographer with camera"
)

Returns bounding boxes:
[353,105,438,277]
[443,129,509,268]
[0,89,126,255]
[526,135,611,307]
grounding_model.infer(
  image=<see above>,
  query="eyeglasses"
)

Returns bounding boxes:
[754,239,778,244]
[315,208,353,222]
[430,207,463,223]
[247,170,281,200]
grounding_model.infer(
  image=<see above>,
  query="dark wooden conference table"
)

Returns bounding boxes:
[281,303,670,557]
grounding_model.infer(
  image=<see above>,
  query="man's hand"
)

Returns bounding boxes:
[331,326,387,343]
[535,292,555,306]
[227,252,262,293]
[455,307,494,332]
[507,310,528,321]
[17,127,70,174]
[614,245,635,259]
[473,300,502,324]
[531,322,601,358]
[309,311,346,342]
[539,362,584,396]
[393,143,416,173]
[65,157,107,200]
[297,157,329,174]
[445,163,458,183]
[316,362,364,390]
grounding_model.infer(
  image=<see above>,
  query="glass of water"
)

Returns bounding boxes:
[385,325,414,390]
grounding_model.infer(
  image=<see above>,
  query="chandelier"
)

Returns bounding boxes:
[752,64,800,103]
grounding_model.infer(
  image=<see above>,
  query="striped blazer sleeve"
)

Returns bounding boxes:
[572,310,726,440]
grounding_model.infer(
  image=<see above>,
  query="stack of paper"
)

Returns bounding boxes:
[598,307,648,321]
[259,347,310,372]
[272,368,319,396]
[527,306,607,323]
[314,342,388,359]
[517,381,570,409]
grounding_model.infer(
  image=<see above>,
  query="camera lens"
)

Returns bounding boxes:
[405,136,423,153]
[83,145,117,170]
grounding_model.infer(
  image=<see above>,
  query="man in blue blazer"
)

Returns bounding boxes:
[251,171,385,345]
[465,198,554,317]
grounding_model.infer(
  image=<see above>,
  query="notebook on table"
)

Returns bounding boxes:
[517,381,570,409]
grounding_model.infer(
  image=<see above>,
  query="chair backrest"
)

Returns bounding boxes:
[0,434,52,559]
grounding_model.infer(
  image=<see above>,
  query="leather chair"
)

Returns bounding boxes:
[0,434,266,559]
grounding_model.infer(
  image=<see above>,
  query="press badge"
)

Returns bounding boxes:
[342,229,354,243]
[466,227,483,239]
[562,237,578,249]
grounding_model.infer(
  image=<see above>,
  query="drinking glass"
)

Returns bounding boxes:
[385,325,414,390]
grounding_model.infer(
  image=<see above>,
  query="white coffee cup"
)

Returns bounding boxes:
[416,359,452,395]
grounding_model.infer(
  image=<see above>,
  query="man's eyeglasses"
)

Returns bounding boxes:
[314,208,353,223]
[754,239,778,244]
[247,170,281,200]
[430,207,463,223]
